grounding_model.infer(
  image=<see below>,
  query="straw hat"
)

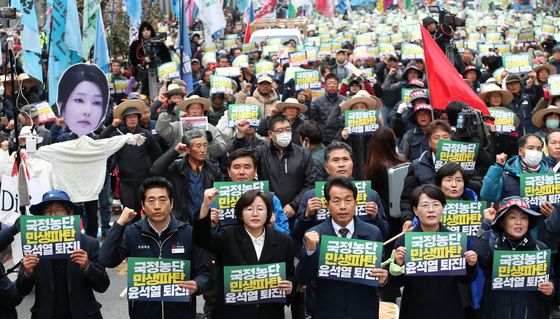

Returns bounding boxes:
[164,83,185,97]
[339,90,382,111]
[178,95,212,112]
[479,84,513,105]
[532,105,560,128]
[276,98,308,113]
[113,99,148,119]
[18,73,41,88]
[533,64,557,76]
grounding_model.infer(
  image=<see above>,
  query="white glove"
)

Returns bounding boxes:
[126,133,146,146]
[397,102,408,115]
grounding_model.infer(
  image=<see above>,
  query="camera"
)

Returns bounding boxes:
[0,7,19,20]
[143,32,167,58]
[456,107,494,140]
[428,6,465,36]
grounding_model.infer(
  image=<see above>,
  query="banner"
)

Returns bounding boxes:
[157,62,180,81]
[227,104,262,128]
[502,53,532,74]
[404,232,467,276]
[255,61,275,78]
[435,140,479,173]
[441,201,483,236]
[401,43,424,60]
[492,250,550,291]
[549,74,560,97]
[215,67,242,77]
[82,0,100,59]
[489,107,516,133]
[294,70,321,90]
[289,51,308,67]
[318,235,382,286]
[112,79,130,95]
[194,0,227,43]
[344,110,380,136]
[1,173,51,223]
[20,215,80,258]
[520,173,560,206]
[181,117,209,132]
[213,181,269,224]
[210,75,234,94]
[127,257,191,301]
[315,181,370,221]
[224,263,286,304]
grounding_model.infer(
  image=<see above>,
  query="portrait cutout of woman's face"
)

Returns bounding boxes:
[63,81,104,136]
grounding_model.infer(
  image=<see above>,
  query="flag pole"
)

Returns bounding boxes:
[179,0,185,80]
[109,0,115,56]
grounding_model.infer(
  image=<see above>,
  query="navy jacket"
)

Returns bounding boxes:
[0,227,23,319]
[99,215,209,319]
[297,217,383,319]
[16,234,110,319]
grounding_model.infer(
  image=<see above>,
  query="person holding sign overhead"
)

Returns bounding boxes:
[473,196,554,319]
[193,188,295,319]
[17,190,110,319]
[297,176,387,319]
[389,185,479,319]
[99,177,210,319]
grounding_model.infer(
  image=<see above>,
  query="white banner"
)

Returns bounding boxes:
[194,0,227,42]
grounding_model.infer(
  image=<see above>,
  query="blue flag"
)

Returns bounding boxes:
[93,7,110,73]
[180,0,193,94]
[66,0,85,59]
[126,0,142,24]
[11,0,43,83]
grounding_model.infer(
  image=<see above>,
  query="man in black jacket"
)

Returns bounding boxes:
[150,129,223,223]
[100,99,163,221]
[232,112,316,225]
[307,74,347,144]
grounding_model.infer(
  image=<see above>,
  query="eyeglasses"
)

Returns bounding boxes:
[418,202,443,210]
[272,128,291,134]
[243,206,267,214]
[442,177,464,184]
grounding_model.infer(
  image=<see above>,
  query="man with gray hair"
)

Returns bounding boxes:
[150,129,223,223]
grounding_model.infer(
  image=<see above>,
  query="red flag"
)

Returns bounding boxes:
[316,0,333,18]
[243,0,255,43]
[255,0,276,19]
[420,25,489,115]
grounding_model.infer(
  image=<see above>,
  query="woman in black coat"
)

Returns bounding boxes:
[193,188,294,319]
[389,185,479,319]
[473,196,554,319]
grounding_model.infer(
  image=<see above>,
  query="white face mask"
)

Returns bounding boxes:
[275,132,292,148]
[523,149,543,167]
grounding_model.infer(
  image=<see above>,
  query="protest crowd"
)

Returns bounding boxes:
[3,0,560,318]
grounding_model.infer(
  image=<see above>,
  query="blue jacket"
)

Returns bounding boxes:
[99,215,210,319]
[297,217,384,319]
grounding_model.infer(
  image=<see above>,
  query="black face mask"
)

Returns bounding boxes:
[326,92,339,100]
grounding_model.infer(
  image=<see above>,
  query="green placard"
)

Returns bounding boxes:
[242,42,258,54]
[213,181,269,224]
[314,181,370,221]
[157,62,180,81]
[404,232,467,276]
[489,107,516,133]
[492,250,550,291]
[127,257,191,301]
[227,103,262,128]
[344,110,380,136]
[294,70,321,90]
[255,61,274,78]
[520,173,560,206]
[441,201,484,236]
[401,43,424,60]
[502,53,532,74]
[224,262,286,304]
[549,74,560,97]
[20,215,80,259]
[210,75,233,94]
[289,51,307,67]
[435,140,479,173]
[318,235,382,286]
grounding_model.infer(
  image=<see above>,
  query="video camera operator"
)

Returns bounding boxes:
[446,101,495,178]
[129,21,171,97]
[425,7,465,74]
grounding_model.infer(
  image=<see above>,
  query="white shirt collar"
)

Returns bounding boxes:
[148,218,170,237]
[331,219,355,238]
[245,228,266,260]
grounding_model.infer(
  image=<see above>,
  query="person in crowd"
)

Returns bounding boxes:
[479,83,513,109]
[547,129,560,172]
[399,103,434,161]
[100,98,163,220]
[297,176,388,318]
[150,83,186,120]
[532,105,560,136]
[474,196,554,319]
[232,112,316,224]
[463,65,482,93]
[329,90,383,179]
[150,129,223,223]
[192,69,213,98]
[193,188,294,318]
[0,221,24,318]
[236,74,280,117]
[435,162,478,201]
[297,121,327,181]
[258,98,307,146]
[308,74,347,144]
[17,190,110,318]
[504,74,539,134]
[100,177,210,319]
[109,60,129,102]
[390,185,479,319]
[156,94,226,158]
[16,104,51,148]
